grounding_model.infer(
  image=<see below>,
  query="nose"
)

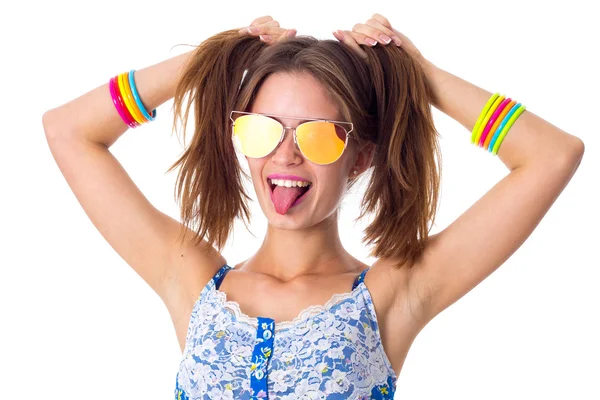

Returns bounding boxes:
[271,126,303,165]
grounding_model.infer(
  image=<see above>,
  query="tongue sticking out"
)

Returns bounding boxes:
[272,185,307,215]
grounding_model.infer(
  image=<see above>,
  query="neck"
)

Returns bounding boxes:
[242,212,358,281]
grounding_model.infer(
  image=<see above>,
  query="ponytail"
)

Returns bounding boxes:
[357,45,442,269]
[167,30,267,251]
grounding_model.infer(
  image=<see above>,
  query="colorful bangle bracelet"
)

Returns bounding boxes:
[121,72,146,124]
[109,76,137,128]
[473,95,505,146]
[471,93,499,144]
[128,70,156,121]
[484,100,516,151]
[118,72,146,124]
[488,102,522,153]
[491,104,526,155]
[113,75,139,127]
[479,97,512,147]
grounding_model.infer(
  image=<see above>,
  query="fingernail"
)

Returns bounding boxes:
[379,34,392,44]
[248,27,260,34]
[259,34,272,42]
[286,29,297,37]
[391,35,402,46]
[365,38,377,46]
[333,30,344,40]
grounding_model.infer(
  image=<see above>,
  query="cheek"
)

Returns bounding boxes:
[316,171,348,200]
[247,158,264,175]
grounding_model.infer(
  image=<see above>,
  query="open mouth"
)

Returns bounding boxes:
[267,178,313,212]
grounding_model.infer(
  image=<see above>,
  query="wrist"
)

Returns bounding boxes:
[417,58,441,107]
[419,58,438,79]
[135,51,194,108]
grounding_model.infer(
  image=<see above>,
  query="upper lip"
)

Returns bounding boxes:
[267,173,312,183]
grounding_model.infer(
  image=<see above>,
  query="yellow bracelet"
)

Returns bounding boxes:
[123,72,149,123]
[492,105,526,155]
[473,95,505,145]
[118,73,146,124]
[484,99,516,151]
[471,93,499,144]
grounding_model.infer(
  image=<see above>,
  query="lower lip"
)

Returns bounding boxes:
[269,184,313,210]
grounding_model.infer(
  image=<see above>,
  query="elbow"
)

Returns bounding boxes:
[42,109,75,144]
[523,136,585,174]
[42,110,61,142]
[570,138,585,160]
[556,137,585,175]
[572,139,585,171]
[562,137,585,167]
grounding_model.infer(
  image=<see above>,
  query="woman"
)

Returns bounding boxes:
[42,14,584,399]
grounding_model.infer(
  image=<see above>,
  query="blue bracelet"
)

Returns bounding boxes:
[128,69,156,121]
[487,102,521,152]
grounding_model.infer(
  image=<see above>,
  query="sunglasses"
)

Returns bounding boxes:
[230,111,354,165]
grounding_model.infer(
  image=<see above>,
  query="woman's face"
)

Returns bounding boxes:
[245,71,361,229]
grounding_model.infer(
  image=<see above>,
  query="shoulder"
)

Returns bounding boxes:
[162,237,228,318]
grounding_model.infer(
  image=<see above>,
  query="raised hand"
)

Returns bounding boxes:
[333,13,424,65]
[238,15,297,44]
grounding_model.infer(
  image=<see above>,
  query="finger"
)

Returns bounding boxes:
[240,18,279,36]
[365,19,395,39]
[276,28,297,41]
[365,18,400,46]
[347,26,379,46]
[333,30,367,59]
[238,26,260,36]
[352,23,391,45]
[250,16,273,26]
[264,26,291,38]
[370,14,403,45]
[260,20,280,28]
[371,13,392,29]
[390,28,408,44]
[240,25,288,37]
[260,27,295,43]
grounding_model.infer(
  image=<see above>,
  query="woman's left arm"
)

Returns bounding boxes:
[336,14,585,323]
[411,61,584,322]
[421,61,584,169]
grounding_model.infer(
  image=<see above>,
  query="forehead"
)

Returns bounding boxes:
[250,72,341,122]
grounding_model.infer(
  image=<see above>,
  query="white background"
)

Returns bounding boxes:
[1,0,598,398]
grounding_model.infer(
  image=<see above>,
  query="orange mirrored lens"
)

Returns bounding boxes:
[232,114,283,158]
[296,121,347,164]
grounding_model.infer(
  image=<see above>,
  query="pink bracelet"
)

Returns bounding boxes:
[479,97,512,147]
[109,76,138,128]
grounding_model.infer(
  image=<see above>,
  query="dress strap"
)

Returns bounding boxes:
[352,267,370,291]
[213,263,233,290]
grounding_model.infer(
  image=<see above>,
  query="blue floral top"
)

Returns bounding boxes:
[174,263,397,399]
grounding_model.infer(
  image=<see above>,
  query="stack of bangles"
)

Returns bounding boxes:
[471,92,526,155]
[109,70,156,128]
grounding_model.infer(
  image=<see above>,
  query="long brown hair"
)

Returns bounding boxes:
[167,29,441,270]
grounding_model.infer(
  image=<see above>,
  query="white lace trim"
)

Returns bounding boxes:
[210,283,365,332]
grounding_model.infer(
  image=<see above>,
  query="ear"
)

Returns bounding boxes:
[350,141,376,177]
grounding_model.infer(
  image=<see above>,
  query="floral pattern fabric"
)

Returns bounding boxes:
[174,264,397,399]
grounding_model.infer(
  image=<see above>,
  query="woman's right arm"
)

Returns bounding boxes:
[42,50,226,303]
